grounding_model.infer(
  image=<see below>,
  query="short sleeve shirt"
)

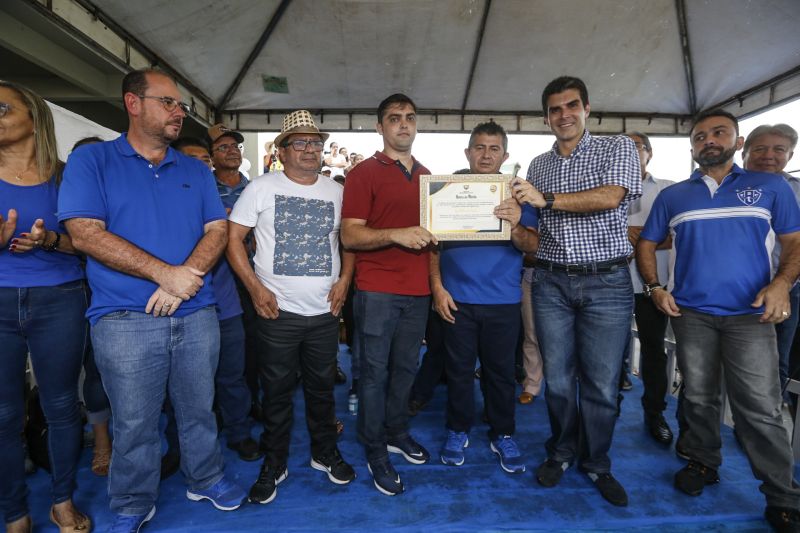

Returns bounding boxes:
[641,165,800,315]
[342,151,431,296]
[58,134,227,324]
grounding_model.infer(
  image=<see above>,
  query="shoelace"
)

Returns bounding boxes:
[496,436,520,457]
[446,432,468,449]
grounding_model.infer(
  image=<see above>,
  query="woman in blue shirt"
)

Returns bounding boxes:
[0,81,90,533]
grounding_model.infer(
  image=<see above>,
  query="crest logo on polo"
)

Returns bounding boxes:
[736,188,762,206]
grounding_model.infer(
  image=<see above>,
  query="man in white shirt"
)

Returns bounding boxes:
[227,110,356,505]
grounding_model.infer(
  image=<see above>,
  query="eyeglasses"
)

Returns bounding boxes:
[213,143,241,153]
[283,139,325,152]
[0,102,11,118]
[633,142,650,152]
[137,95,191,114]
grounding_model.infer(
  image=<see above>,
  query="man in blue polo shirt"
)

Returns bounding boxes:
[637,109,800,532]
[59,69,246,531]
[432,122,538,472]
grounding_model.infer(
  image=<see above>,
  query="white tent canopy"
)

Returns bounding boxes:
[2,0,799,135]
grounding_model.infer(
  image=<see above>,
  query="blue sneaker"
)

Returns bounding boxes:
[490,435,526,474]
[108,506,155,533]
[367,456,404,496]
[186,476,246,511]
[440,430,469,466]
[387,434,430,464]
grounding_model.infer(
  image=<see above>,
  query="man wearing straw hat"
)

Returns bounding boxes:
[227,110,356,505]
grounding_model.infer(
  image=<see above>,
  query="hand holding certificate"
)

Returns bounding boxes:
[420,174,512,241]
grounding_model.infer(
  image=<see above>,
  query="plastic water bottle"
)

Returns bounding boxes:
[348,393,358,416]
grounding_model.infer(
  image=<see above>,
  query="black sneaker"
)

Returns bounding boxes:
[585,471,628,507]
[311,448,355,485]
[536,458,570,487]
[621,374,633,391]
[674,460,719,496]
[227,437,264,462]
[765,506,800,532]
[367,456,403,496]
[387,434,430,464]
[248,463,288,504]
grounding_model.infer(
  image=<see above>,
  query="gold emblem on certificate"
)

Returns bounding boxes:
[420,174,511,241]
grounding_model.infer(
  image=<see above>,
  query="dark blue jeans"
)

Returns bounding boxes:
[443,302,519,439]
[0,280,88,524]
[355,291,429,460]
[531,266,633,473]
[82,342,110,424]
[410,310,446,405]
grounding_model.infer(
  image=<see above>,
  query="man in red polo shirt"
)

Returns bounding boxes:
[341,93,436,496]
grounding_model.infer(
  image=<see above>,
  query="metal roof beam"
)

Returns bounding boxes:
[675,0,698,115]
[460,0,492,112]
[217,0,292,114]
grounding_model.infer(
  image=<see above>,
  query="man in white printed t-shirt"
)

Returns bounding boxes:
[227,110,356,506]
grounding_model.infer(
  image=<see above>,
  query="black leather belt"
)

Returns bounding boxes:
[535,257,628,275]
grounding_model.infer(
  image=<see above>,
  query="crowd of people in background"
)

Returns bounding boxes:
[2,68,800,533]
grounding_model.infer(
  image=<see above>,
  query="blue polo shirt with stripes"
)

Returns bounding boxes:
[641,164,800,316]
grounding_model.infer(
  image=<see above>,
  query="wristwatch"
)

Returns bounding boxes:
[643,283,664,298]
[542,192,555,210]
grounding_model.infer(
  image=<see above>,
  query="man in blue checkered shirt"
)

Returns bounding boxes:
[512,76,641,507]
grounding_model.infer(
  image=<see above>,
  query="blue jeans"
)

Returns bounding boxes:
[531,266,633,473]
[164,315,252,450]
[0,280,87,524]
[82,342,110,424]
[672,308,800,508]
[91,306,224,515]
[355,291,429,459]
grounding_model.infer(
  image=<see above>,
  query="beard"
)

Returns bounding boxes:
[693,145,737,168]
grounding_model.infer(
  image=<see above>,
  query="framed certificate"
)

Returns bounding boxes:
[420,174,511,241]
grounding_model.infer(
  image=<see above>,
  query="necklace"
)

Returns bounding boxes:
[2,160,36,182]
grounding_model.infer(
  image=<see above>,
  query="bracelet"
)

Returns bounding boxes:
[42,231,61,252]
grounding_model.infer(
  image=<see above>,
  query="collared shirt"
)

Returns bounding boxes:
[771,172,800,274]
[641,164,800,316]
[58,134,227,324]
[216,172,249,210]
[628,172,674,293]
[527,130,641,263]
[342,151,430,296]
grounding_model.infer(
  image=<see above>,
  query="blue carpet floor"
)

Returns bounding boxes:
[25,345,778,532]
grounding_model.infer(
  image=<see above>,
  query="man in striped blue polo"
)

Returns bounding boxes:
[637,109,800,532]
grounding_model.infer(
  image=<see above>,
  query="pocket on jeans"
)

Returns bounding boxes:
[100,310,130,320]
[531,268,549,284]
[598,267,632,288]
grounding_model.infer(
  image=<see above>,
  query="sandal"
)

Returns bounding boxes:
[50,505,91,533]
